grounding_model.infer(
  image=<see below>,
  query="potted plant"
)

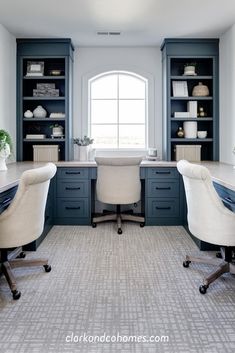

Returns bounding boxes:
[50,124,64,137]
[73,136,94,161]
[184,62,197,76]
[0,129,13,170]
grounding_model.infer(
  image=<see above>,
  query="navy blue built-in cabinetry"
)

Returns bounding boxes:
[143,167,185,225]
[16,39,74,161]
[161,39,219,161]
[54,167,96,225]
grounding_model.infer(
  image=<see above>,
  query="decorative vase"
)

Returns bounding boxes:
[24,110,33,118]
[183,121,198,139]
[192,82,209,97]
[177,127,184,138]
[0,143,10,171]
[79,146,89,161]
[33,105,47,118]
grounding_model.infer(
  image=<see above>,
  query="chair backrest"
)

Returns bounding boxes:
[0,163,57,248]
[177,160,235,246]
[95,156,142,205]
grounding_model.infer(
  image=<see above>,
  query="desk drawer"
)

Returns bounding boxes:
[56,198,89,218]
[57,180,89,198]
[147,168,179,179]
[57,168,89,179]
[147,198,179,218]
[147,180,179,198]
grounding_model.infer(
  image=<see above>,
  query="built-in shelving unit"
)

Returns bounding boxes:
[161,38,219,161]
[17,38,74,161]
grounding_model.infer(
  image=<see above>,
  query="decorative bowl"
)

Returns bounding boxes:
[197,131,207,139]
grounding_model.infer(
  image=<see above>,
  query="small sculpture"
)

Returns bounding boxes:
[177,127,184,138]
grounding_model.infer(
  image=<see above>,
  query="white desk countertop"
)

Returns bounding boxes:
[0,160,234,193]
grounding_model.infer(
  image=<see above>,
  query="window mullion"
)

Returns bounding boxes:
[117,74,119,148]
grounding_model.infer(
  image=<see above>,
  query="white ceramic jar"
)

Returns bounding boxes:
[24,110,33,118]
[183,121,198,139]
[33,105,47,118]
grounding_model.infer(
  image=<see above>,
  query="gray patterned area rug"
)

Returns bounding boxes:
[0,224,235,353]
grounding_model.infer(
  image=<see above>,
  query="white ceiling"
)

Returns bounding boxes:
[0,0,235,46]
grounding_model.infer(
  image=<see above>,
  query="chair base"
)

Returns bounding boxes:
[92,205,145,234]
[183,247,235,294]
[1,250,51,300]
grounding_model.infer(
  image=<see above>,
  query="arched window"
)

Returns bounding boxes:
[89,71,147,149]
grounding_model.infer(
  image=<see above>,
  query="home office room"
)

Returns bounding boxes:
[0,1,235,352]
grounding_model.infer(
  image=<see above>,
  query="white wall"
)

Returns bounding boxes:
[73,46,162,156]
[220,25,235,165]
[0,24,16,161]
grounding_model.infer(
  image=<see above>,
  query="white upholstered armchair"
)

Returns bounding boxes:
[177,160,235,294]
[92,156,145,234]
[0,163,56,300]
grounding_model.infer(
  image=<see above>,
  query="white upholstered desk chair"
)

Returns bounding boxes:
[92,156,145,234]
[177,160,235,294]
[0,163,56,300]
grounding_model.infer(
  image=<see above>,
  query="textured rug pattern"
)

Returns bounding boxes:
[0,224,235,353]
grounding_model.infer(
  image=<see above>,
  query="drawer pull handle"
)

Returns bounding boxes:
[1,197,12,205]
[155,171,171,175]
[155,187,171,190]
[224,197,235,204]
[155,206,171,210]
[65,187,81,190]
[65,171,81,175]
[65,206,81,210]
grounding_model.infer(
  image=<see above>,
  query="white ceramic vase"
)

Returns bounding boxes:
[183,121,198,139]
[33,105,47,118]
[79,146,89,161]
[0,143,10,171]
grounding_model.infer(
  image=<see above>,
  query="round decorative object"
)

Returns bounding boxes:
[192,82,209,97]
[177,127,184,138]
[183,121,197,139]
[24,110,33,118]
[33,105,47,118]
[198,107,206,117]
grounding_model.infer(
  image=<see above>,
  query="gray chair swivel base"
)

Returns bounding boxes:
[183,247,235,294]
[0,248,51,300]
[92,205,145,234]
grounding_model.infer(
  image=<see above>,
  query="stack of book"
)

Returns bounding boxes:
[33,83,60,97]
[187,101,198,118]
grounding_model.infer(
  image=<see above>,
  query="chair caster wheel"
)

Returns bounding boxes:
[199,285,208,294]
[183,260,191,268]
[12,290,21,300]
[92,222,97,228]
[43,265,51,272]
[140,222,145,228]
[17,252,26,259]
[117,228,122,234]
[216,252,222,259]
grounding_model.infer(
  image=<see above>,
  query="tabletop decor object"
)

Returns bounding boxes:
[24,110,33,118]
[183,63,197,76]
[33,105,47,118]
[73,136,94,161]
[0,130,13,171]
[26,61,44,77]
[192,82,209,97]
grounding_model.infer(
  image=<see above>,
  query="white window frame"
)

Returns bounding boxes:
[88,70,148,151]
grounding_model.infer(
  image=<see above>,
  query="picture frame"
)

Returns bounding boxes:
[26,61,44,76]
[172,80,188,97]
